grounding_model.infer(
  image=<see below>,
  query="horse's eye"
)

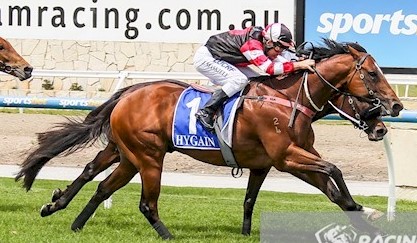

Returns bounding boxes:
[368,71,377,80]
[0,45,4,51]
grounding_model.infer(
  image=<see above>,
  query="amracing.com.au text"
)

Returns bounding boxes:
[1,2,279,40]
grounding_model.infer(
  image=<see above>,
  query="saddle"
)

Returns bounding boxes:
[173,84,243,176]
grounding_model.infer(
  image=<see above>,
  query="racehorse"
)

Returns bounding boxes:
[16,39,402,239]
[0,37,33,80]
[26,90,387,213]
[37,92,389,236]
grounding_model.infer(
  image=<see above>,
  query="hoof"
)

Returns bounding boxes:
[162,234,174,240]
[362,207,384,221]
[40,204,53,217]
[71,224,83,232]
[51,188,63,202]
[368,210,384,221]
[241,222,251,236]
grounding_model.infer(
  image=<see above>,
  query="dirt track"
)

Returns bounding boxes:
[0,113,388,182]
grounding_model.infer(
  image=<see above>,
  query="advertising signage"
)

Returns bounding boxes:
[0,0,295,44]
[302,0,417,71]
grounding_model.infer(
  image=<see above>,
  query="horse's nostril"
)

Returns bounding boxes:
[376,127,387,137]
[392,102,404,117]
[24,66,33,73]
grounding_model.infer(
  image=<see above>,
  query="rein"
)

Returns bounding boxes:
[309,53,385,131]
[328,98,369,131]
[243,51,383,128]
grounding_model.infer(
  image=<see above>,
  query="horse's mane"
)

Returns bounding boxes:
[249,39,368,84]
[301,38,367,61]
[344,41,367,53]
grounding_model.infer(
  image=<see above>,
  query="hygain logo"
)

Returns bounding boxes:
[317,10,417,39]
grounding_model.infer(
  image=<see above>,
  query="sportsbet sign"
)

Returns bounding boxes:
[317,10,416,40]
[305,0,417,69]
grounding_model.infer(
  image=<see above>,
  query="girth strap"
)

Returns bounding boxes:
[213,111,243,178]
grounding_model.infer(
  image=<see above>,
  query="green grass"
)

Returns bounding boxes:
[393,84,417,98]
[1,178,416,242]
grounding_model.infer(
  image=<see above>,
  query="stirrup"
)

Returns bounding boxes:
[196,111,215,131]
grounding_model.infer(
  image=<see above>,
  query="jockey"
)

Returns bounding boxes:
[193,22,315,131]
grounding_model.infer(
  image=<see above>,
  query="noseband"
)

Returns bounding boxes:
[0,61,15,74]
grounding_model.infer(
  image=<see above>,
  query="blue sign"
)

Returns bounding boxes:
[305,0,417,68]
[0,96,106,110]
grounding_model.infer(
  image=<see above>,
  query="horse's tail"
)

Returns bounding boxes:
[15,86,131,191]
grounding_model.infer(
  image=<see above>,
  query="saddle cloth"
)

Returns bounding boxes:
[172,87,242,150]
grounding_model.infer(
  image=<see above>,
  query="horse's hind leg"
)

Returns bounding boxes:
[40,142,120,217]
[71,157,137,232]
[138,166,173,240]
[242,168,270,236]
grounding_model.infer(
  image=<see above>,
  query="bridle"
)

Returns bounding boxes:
[306,52,383,115]
[0,60,15,74]
[328,94,382,132]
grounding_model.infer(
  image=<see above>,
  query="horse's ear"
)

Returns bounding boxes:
[342,44,350,53]
[347,45,360,59]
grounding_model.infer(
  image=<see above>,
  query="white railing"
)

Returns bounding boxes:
[385,74,417,99]
[29,70,209,93]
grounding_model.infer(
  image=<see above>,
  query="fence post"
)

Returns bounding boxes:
[383,132,396,221]
[103,167,113,209]
[103,71,129,209]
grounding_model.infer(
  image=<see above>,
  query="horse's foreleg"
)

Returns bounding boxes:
[317,161,384,221]
[242,168,271,236]
[40,143,120,217]
[71,158,137,232]
[288,170,359,210]
[281,146,383,234]
[288,169,383,235]
[283,145,362,210]
[292,160,383,218]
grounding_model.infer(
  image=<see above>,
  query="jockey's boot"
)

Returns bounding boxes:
[195,89,228,131]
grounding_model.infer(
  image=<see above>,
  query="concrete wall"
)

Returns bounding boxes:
[1,39,202,97]
[390,123,417,201]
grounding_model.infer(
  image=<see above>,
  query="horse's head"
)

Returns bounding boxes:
[345,45,403,117]
[0,37,33,81]
[306,39,403,118]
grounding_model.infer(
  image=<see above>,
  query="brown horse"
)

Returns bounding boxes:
[0,37,33,80]
[16,39,402,239]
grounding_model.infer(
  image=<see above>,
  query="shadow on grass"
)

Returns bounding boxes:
[83,211,249,240]
[0,203,26,212]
